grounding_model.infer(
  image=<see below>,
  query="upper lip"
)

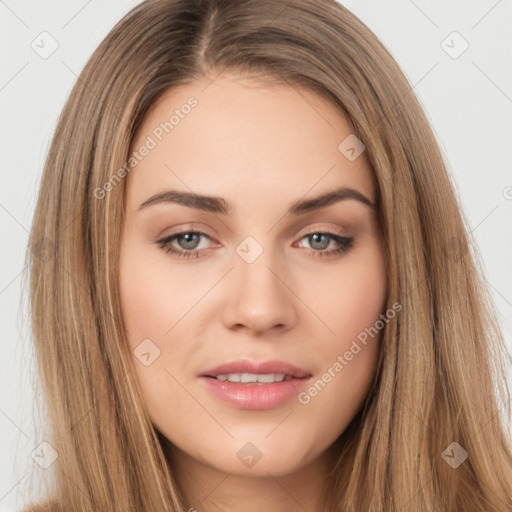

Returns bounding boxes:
[200,359,311,378]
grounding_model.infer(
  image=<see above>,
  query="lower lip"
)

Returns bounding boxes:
[200,376,311,410]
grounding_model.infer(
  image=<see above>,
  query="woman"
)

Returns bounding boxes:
[23,0,512,510]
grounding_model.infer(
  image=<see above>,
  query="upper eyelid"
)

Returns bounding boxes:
[160,220,351,239]
[162,227,348,237]
[159,227,350,245]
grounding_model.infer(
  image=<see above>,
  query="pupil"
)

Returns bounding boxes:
[310,233,329,250]
[180,233,199,249]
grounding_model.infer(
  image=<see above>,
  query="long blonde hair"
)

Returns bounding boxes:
[23,0,512,510]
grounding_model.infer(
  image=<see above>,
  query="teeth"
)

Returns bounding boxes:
[215,373,287,383]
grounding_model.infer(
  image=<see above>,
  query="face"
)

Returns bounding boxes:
[118,73,387,478]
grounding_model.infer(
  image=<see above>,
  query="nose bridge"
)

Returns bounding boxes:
[235,233,285,300]
[222,233,297,332]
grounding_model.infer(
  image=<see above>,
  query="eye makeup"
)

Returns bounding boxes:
[155,228,354,261]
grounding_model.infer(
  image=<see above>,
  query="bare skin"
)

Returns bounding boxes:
[118,73,387,512]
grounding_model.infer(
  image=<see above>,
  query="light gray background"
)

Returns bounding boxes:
[1,1,511,510]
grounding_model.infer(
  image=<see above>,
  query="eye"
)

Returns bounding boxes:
[296,230,354,259]
[157,230,213,259]
[156,229,354,260]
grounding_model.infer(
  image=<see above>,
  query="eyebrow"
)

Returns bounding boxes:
[137,186,376,215]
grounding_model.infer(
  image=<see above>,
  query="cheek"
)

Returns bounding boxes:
[118,243,202,341]
[118,241,207,416]
[304,245,387,345]
[298,245,386,415]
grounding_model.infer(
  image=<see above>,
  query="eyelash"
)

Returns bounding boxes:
[156,229,354,260]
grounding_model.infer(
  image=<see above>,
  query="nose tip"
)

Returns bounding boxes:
[221,251,298,334]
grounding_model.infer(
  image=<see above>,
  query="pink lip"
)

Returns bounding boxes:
[200,359,311,378]
[199,359,312,410]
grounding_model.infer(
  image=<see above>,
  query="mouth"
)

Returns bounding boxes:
[200,358,311,379]
[206,372,295,383]
[199,359,312,410]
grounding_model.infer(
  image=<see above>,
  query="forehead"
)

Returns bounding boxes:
[126,74,375,209]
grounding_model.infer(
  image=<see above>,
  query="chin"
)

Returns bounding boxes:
[186,434,322,477]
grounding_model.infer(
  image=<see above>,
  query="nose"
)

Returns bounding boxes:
[221,244,298,335]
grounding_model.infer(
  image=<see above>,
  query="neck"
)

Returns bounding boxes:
[165,443,336,512]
